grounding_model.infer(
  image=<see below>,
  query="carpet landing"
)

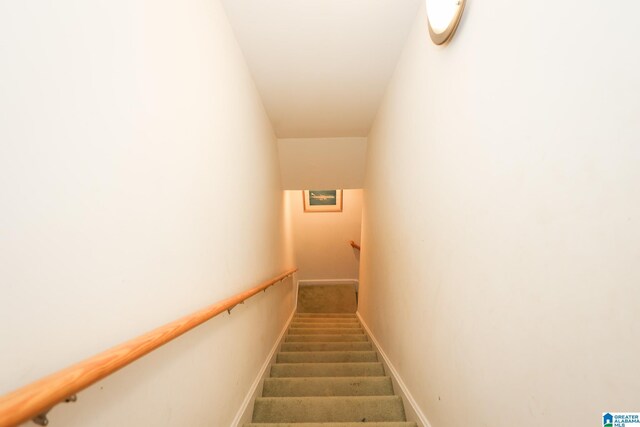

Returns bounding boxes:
[296,284,357,314]
[245,312,416,427]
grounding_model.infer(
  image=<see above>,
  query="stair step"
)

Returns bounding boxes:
[291,322,361,329]
[285,334,368,343]
[281,342,372,352]
[288,328,364,335]
[292,317,359,323]
[295,313,357,318]
[252,396,406,423]
[262,376,394,397]
[271,362,385,378]
[245,423,417,427]
[277,351,377,363]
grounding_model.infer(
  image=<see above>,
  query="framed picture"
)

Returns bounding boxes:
[303,190,343,212]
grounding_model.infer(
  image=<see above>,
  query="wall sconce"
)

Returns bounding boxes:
[426,0,466,45]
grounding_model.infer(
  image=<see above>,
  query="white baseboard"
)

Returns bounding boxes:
[357,312,432,427]
[230,309,295,427]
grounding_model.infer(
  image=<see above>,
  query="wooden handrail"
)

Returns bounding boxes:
[0,268,297,427]
[349,240,361,251]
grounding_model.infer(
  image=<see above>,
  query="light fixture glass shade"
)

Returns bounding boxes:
[426,0,458,33]
[426,0,466,45]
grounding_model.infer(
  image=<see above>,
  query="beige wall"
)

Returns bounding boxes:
[359,2,640,426]
[289,189,362,282]
[0,1,294,426]
[278,137,367,190]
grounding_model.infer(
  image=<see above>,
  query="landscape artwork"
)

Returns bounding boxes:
[303,190,343,212]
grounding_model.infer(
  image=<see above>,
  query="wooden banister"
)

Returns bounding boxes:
[349,240,361,251]
[0,268,297,427]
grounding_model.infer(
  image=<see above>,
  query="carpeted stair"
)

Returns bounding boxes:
[245,313,416,427]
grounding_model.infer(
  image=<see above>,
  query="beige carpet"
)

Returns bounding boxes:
[296,284,357,313]
[244,286,415,427]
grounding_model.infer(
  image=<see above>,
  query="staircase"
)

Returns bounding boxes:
[245,312,416,427]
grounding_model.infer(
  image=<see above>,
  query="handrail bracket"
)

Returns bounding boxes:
[0,268,297,427]
[32,395,77,426]
[33,412,49,426]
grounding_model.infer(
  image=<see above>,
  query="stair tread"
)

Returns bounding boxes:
[292,320,360,324]
[293,320,358,323]
[252,396,406,423]
[288,328,364,335]
[291,322,361,328]
[262,376,394,397]
[281,342,372,352]
[285,334,368,342]
[291,320,358,323]
[255,395,401,401]
[294,316,358,320]
[277,351,377,364]
[271,362,385,378]
[295,313,357,317]
[245,423,417,427]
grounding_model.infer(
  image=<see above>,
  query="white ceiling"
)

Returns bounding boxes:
[221,0,421,138]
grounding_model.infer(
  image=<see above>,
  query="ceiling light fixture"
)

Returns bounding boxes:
[426,0,466,45]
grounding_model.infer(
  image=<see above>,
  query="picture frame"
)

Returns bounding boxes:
[303,190,343,213]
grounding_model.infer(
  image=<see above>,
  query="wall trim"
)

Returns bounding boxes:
[230,309,295,427]
[357,312,432,427]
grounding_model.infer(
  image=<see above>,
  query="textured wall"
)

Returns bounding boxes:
[359,1,640,426]
[0,1,294,425]
[288,189,362,282]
